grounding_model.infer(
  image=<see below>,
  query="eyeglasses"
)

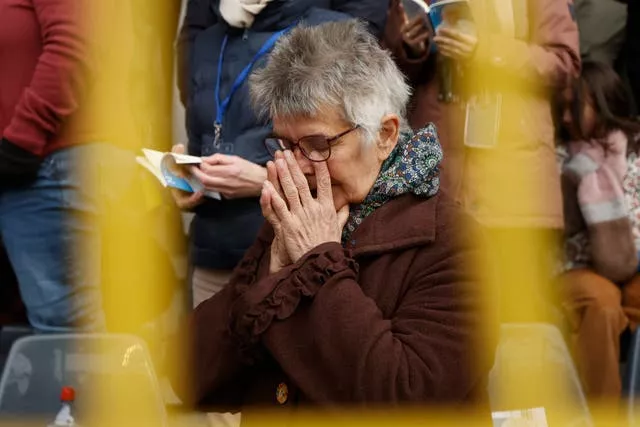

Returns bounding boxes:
[264,125,360,162]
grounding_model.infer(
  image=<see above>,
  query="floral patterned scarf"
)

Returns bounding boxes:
[342,124,443,244]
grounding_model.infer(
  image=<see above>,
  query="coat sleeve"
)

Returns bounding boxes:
[176,0,217,105]
[2,0,87,155]
[330,0,390,37]
[231,221,484,403]
[184,225,273,411]
[480,0,580,89]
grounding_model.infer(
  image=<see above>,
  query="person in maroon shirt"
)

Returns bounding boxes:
[0,0,104,331]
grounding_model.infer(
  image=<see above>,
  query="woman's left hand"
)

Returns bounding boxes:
[260,151,350,264]
[433,27,478,61]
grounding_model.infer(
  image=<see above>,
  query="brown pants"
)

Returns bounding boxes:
[561,268,640,398]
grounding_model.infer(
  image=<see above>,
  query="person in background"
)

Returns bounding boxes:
[0,0,104,332]
[427,0,580,322]
[174,0,388,308]
[574,0,627,67]
[383,0,454,189]
[180,21,489,418]
[558,61,640,399]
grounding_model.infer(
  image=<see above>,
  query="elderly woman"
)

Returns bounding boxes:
[183,20,488,414]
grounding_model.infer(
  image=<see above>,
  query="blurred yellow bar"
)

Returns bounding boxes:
[81,0,185,425]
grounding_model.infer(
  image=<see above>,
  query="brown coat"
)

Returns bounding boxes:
[384,0,580,228]
[460,0,580,229]
[184,193,492,416]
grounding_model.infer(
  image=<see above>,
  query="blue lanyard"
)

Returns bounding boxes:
[213,25,294,142]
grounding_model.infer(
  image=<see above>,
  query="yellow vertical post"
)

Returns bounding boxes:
[82,1,184,426]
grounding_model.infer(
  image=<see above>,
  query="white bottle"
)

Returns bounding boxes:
[48,386,77,427]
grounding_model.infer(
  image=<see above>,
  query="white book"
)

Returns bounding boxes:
[136,148,221,199]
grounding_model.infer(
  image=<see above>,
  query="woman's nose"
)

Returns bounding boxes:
[293,148,314,175]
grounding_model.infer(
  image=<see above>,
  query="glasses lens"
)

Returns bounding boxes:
[264,138,286,156]
[299,136,330,161]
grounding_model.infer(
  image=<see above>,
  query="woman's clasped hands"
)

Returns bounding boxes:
[260,151,350,274]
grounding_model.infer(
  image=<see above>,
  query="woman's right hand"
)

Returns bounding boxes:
[170,144,205,210]
[263,152,291,274]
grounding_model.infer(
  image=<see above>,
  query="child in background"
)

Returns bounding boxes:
[558,61,640,399]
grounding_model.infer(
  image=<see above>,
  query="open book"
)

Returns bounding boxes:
[136,149,221,199]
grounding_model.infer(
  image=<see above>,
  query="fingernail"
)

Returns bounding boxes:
[276,158,286,168]
[284,150,293,160]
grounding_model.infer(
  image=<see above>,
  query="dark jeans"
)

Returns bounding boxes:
[0,145,104,332]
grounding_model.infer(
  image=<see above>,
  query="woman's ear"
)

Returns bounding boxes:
[376,114,401,161]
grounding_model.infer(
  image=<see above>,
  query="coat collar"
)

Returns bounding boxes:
[346,193,440,257]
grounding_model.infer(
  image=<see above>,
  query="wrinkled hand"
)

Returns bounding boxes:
[191,153,267,199]
[169,144,204,210]
[434,27,478,61]
[401,15,431,58]
[260,150,349,266]
[265,152,291,273]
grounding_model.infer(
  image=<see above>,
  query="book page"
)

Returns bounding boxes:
[136,156,167,186]
[138,148,221,199]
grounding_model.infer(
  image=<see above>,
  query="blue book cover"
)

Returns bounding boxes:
[429,0,475,35]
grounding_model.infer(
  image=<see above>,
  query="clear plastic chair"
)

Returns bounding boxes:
[623,328,640,424]
[488,323,593,427]
[0,334,167,427]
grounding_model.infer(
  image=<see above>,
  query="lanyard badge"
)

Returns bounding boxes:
[211,25,294,153]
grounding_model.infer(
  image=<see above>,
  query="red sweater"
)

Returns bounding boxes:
[0,0,87,156]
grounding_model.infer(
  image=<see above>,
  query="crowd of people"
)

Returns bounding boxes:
[2,0,640,423]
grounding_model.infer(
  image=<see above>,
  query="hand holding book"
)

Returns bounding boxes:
[135,145,220,211]
[434,27,478,61]
[191,153,268,199]
[401,15,431,58]
[169,144,205,210]
[431,0,478,61]
[137,144,267,203]
[398,0,431,58]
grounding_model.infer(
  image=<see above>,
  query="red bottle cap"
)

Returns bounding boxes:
[60,386,75,402]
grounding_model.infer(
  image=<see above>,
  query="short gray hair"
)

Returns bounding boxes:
[250,20,411,144]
